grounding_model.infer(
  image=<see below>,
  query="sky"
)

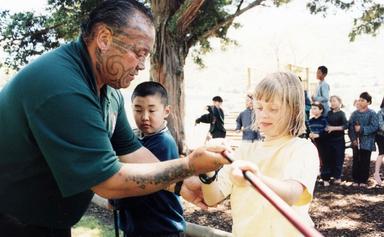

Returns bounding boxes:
[1,0,383,146]
[0,0,47,13]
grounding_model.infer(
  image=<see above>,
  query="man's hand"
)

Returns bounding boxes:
[180,176,208,209]
[187,142,229,175]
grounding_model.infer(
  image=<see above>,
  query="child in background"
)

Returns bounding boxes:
[325,96,348,184]
[373,97,384,186]
[195,96,226,139]
[201,72,319,237]
[115,81,185,237]
[348,92,379,187]
[235,93,261,142]
[308,102,329,186]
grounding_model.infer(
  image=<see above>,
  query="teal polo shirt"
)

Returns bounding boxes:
[0,38,142,228]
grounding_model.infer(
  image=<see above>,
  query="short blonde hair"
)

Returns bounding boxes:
[253,72,305,137]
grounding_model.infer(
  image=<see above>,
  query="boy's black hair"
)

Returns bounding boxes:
[318,66,328,75]
[359,92,372,104]
[212,96,223,103]
[131,81,168,105]
[381,96,384,109]
[311,101,324,111]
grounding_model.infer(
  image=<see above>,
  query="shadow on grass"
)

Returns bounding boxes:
[73,215,119,237]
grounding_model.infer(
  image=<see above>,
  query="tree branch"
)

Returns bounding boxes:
[236,0,245,13]
[175,0,206,35]
[151,0,183,28]
[190,0,263,46]
[14,22,65,42]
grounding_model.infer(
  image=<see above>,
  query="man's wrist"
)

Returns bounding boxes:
[164,181,183,196]
[165,183,176,193]
[174,180,183,196]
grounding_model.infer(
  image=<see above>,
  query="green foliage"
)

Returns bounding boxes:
[307,0,384,41]
[186,0,240,67]
[0,0,98,71]
[0,10,58,71]
[0,0,289,71]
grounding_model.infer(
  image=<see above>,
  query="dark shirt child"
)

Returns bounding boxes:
[308,102,329,184]
[115,82,185,237]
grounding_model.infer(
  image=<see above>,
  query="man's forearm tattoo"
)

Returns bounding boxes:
[126,164,194,190]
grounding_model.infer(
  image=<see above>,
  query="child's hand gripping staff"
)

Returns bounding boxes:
[222,150,324,237]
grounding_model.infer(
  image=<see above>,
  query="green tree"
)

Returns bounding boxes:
[0,0,291,152]
[307,0,384,41]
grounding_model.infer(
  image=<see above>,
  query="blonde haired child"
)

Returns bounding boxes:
[202,72,320,237]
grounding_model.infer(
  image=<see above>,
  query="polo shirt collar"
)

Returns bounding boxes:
[74,37,99,96]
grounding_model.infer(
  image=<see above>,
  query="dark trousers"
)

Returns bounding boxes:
[0,213,71,237]
[211,130,226,138]
[352,148,372,183]
[327,138,345,179]
[315,139,330,180]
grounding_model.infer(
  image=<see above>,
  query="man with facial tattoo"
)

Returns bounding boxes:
[0,1,228,236]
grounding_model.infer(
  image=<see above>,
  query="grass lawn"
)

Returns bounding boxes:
[72,215,121,237]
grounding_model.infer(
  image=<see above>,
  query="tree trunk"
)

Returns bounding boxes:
[150,20,188,154]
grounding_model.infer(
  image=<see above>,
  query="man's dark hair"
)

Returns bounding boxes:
[360,92,372,104]
[131,81,168,105]
[380,96,384,109]
[318,66,328,75]
[81,0,154,41]
[212,96,223,103]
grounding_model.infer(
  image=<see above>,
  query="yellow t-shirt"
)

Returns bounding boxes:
[218,136,320,237]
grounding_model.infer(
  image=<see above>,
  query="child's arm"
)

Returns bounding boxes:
[231,161,304,206]
[258,177,304,206]
[235,113,242,131]
[201,171,227,206]
[196,113,211,124]
[317,118,328,138]
[361,112,379,136]
[327,112,348,132]
[348,113,357,141]
[326,125,344,132]
[117,146,224,209]
[379,110,384,132]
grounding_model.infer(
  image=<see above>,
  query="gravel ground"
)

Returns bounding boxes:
[85,155,384,237]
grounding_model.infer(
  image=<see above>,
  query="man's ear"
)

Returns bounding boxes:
[95,24,113,51]
[164,105,171,118]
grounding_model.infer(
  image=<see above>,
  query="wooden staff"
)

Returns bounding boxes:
[222,150,323,237]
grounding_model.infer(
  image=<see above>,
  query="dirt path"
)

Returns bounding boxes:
[86,156,384,236]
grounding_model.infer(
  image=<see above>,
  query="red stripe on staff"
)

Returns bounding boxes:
[222,150,323,237]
